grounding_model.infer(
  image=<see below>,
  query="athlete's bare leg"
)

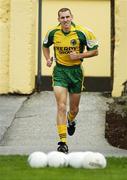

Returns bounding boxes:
[53,86,68,153]
[54,86,68,125]
[69,93,81,119]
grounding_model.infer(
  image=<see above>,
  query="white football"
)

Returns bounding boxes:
[68,152,85,168]
[82,151,107,169]
[28,151,48,168]
[47,151,68,168]
[93,152,107,168]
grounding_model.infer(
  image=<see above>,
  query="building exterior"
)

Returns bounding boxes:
[0,0,127,97]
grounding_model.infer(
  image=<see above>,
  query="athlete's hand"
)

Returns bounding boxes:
[46,57,53,67]
[70,51,80,60]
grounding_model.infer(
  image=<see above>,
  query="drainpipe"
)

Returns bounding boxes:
[36,0,42,92]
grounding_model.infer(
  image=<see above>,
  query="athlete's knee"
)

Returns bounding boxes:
[70,106,79,116]
[57,102,67,114]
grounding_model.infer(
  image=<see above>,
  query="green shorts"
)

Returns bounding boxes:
[52,63,84,93]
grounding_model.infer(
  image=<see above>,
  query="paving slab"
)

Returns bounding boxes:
[0,95,27,142]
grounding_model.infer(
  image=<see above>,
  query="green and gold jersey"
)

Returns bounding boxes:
[43,22,98,66]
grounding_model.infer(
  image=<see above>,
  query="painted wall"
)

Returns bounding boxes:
[112,0,127,96]
[0,0,37,94]
[9,0,37,94]
[0,0,127,96]
[0,0,10,93]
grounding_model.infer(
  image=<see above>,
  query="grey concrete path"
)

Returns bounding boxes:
[0,95,27,142]
[0,92,127,156]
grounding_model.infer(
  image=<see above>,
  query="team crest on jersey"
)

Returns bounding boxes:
[70,39,77,46]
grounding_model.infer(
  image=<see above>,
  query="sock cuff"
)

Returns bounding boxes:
[57,124,67,143]
[67,112,75,121]
[57,124,67,134]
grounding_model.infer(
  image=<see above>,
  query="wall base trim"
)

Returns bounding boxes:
[35,76,112,92]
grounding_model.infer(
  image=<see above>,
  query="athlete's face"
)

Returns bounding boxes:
[58,10,73,32]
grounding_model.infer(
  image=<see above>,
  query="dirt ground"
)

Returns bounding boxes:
[105,96,127,150]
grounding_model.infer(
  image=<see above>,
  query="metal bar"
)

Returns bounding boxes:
[110,0,115,91]
[36,0,42,92]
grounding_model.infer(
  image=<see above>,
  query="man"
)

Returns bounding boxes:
[43,8,98,153]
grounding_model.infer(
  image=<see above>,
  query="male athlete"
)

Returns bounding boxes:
[43,8,98,153]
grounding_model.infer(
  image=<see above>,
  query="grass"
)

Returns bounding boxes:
[0,156,127,180]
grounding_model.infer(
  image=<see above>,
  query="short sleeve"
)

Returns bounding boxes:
[43,30,54,48]
[86,30,98,50]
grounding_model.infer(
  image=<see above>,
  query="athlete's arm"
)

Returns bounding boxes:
[69,49,98,60]
[43,47,53,67]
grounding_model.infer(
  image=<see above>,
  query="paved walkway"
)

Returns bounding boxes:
[0,92,127,156]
